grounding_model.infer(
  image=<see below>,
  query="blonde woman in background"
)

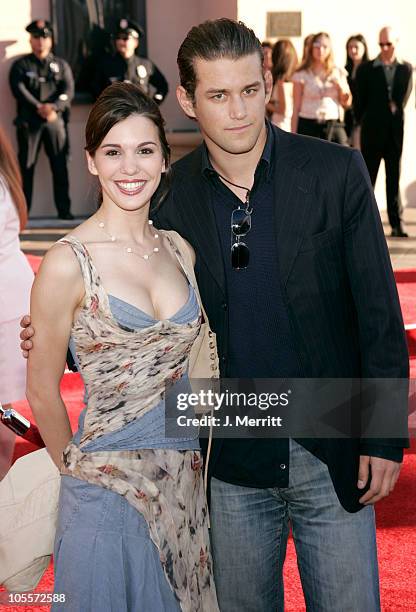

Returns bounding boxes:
[267,39,299,132]
[292,32,351,143]
[0,126,34,479]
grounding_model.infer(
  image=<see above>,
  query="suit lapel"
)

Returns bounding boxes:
[174,149,226,296]
[173,129,315,294]
[272,129,314,286]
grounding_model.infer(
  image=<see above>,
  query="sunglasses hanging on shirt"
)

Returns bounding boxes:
[214,170,253,270]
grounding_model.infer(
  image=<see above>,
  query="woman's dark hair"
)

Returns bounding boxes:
[271,39,299,83]
[0,125,27,230]
[177,18,263,101]
[85,82,171,207]
[345,34,369,75]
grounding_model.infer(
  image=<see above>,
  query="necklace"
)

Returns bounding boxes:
[97,218,160,261]
[214,170,252,211]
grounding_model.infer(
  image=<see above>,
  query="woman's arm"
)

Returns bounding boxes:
[335,69,352,108]
[291,80,304,133]
[26,244,84,468]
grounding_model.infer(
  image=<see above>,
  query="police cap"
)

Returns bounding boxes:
[26,20,53,38]
[113,18,144,39]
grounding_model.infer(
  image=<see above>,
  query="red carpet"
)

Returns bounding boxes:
[1,258,415,611]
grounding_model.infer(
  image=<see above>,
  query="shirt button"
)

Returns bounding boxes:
[280,464,286,470]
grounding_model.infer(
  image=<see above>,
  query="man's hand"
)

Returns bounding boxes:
[37,104,58,122]
[358,455,401,505]
[20,314,34,358]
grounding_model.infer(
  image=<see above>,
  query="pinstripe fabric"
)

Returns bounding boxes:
[151,124,409,513]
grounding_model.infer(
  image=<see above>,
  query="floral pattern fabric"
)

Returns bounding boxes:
[58,234,219,611]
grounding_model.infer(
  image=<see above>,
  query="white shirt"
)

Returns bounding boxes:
[292,67,350,121]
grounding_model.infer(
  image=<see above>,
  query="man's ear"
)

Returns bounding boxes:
[86,151,98,176]
[176,85,197,119]
[264,70,273,104]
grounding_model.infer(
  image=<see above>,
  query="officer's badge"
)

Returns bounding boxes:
[49,62,59,73]
[137,65,147,79]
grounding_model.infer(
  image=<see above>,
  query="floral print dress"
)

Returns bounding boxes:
[54,233,219,612]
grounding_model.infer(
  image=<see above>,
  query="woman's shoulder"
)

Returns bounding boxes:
[292,68,308,80]
[39,238,83,285]
[332,65,348,78]
[161,229,196,267]
[0,176,16,211]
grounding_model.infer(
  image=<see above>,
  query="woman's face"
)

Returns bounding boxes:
[312,36,331,63]
[347,39,365,62]
[87,114,165,213]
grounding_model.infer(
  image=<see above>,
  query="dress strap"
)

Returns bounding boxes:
[57,236,104,307]
[162,230,210,325]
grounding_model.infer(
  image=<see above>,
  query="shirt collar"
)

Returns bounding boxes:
[31,52,54,65]
[373,55,401,68]
[202,120,274,183]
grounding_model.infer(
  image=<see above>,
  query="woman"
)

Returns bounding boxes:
[345,34,369,148]
[0,127,34,479]
[291,32,351,143]
[27,83,219,611]
[267,39,298,131]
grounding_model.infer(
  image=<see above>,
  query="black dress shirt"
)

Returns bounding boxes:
[202,125,302,488]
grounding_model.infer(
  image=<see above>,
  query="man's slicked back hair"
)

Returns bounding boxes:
[177,18,263,100]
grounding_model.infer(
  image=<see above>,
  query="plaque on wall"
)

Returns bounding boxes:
[266,12,302,38]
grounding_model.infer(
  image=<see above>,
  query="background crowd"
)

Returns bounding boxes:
[263,27,413,237]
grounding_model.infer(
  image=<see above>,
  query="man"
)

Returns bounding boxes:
[9,20,74,220]
[21,19,408,611]
[91,18,168,104]
[355,26,413,237]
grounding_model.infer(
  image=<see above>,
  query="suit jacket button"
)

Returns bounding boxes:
[221,302,228,310]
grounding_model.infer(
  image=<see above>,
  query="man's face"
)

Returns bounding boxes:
[177,53,271,157]
[30,35,52,58]
[379,30,396,63]
[115,34,138,59]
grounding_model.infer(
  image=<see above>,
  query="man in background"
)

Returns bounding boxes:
[91,18,168,104]
[9,20,74,220]
[356,26,413,237]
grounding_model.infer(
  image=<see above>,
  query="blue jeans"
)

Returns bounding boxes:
[210,439,380,611]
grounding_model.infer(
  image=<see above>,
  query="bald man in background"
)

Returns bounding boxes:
[355,27,412,237]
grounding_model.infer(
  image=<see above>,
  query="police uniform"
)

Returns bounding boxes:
[91,19,168,104]
[9,20,74,219]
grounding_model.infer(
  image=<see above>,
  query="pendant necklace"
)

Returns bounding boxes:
[97,218,160,261]
[211,164,252,212]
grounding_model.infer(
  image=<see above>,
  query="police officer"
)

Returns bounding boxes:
[91,18,168,104]
[9,20,74,220]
